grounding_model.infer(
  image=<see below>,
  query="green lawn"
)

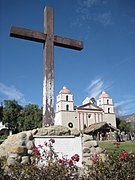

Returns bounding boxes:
[99,140,135,153]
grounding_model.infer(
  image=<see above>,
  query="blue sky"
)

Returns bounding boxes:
[0,0,135,116]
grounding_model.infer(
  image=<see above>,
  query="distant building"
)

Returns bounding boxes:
[55,86,116,130]
[0,121,10,136]
[0,103,11,136]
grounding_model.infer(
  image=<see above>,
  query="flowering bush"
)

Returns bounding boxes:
[0,138,81,179]
[90,153,99,163]
[113,141,120,148]
[89,147,135,180]
[1,139,135,180]
[119,151,128,159]
[32,139,80,179]
[32,139,80,169]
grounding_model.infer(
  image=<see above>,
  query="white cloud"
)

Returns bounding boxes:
[79,0,98,8]
[85,77,112,99]
[0,82,27,105]
[76,0,112,26]
[94,12,113,26]
[115,98,135,116]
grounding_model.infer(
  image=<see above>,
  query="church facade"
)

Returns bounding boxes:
[55,86,116,130]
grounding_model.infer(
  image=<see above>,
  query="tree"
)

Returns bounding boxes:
[2,100,22,133]
[118,120,131,134]
[0,103,3,122]
[90,97,96,104]
[2,100,42,133]
[19,104,42,131]
[116,117,121,128]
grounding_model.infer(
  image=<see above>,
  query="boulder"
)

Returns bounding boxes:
[83,158,93,166]
[83,134,93,142]
[83,147,90,154]
[9,146,27,154]
[71,128,80,136]
[36,128,48,136]
[26,140,35,150]
[83,141,92,148]
[48,125,71,136]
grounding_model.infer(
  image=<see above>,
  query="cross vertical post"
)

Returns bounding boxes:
[10,6,83,127]
[43,7,54,126]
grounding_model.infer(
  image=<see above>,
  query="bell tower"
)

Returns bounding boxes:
[55,86,76,127]
[56,86,74,112]
[97,91,116,127]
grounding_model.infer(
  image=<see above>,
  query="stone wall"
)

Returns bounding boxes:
[82,134,105,167]
[0,125,105,166]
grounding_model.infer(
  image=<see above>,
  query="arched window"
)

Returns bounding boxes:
[107,99,109,104]
[108,108,110,113]
[66,95,68,101]
[66,104,69,111]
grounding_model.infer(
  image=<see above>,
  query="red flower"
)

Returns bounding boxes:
[67,159,73,166]
[113,141,120,148]
[119,153,125,159]
[119,151,128,159]
[32,147,40,157]
[114,141,120,145]
[58,159,65,165]
[123,151,128,156]
[71,154,80,162]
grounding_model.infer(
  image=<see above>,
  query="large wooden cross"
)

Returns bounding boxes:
[10,6,83,127]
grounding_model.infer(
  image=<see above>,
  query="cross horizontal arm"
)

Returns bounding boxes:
[10,26,47,43]
[54,35,83,50]
[10,26,83,50]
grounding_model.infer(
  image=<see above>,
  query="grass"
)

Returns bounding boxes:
[99,140,135,153]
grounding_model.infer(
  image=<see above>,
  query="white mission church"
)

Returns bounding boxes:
[55,86,116,130]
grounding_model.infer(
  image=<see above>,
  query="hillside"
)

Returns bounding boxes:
[119,114,135,129]
[120,113,135,122]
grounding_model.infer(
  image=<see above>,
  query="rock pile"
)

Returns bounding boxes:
[82,134,105,167]
[0,125,105,167]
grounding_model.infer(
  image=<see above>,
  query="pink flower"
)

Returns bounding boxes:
[90,154,99,163]
[67,159,73,166]
[71,154,80,162]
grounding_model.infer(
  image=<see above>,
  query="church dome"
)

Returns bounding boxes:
[99,91,110,99]
[59,86,71,94]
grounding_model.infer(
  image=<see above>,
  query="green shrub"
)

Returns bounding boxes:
[0,157,10,180]
[0,135,7,140]
[89,149,135,180]
[2,139,80,180]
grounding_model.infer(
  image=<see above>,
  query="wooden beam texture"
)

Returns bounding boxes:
[10,26,83,50]
[10,6,83,126]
